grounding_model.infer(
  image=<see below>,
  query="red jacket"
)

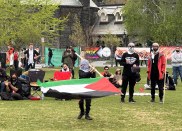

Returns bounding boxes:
[147,53,166,80]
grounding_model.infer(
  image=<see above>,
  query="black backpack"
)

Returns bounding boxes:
[168,76,176,90]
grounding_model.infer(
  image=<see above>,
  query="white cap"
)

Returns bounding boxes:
[128,43,135,47]
[152,43,159,46]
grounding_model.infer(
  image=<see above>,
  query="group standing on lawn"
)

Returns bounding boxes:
[0,42,181,121]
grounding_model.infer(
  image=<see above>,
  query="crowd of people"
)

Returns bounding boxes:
[7,44,40,71]
[0,42,180,120]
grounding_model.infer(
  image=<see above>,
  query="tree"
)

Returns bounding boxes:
[122,0,182,46]
[0,0,69,49]
[101,31,121,47]
[69,14,86,48]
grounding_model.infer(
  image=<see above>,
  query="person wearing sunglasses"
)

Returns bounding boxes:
[120,43,139,103]
[102,66,114,81]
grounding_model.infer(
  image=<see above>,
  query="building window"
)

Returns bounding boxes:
[117,13,121,20]
[116,12,123,21]
[101,13,106,21]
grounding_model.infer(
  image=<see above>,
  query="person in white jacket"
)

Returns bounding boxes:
[171,46,182,85]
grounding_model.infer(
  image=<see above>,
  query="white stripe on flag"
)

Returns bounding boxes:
[41,84,96,94]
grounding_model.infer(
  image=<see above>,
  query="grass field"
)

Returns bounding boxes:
[0,67,181,131]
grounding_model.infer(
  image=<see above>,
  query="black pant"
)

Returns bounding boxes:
[71,69,74,78]
[79,99,91,114]
[14,60,19,70]
[121,75,136,100]
[10,93,23,100]
[151,74,164,99]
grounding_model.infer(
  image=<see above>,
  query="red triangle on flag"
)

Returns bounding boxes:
[140,87,144,92]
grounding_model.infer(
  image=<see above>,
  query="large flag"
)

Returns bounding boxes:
[37,77,121,99]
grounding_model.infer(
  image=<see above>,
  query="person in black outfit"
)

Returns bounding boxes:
[0,64,7,93]
[23,48,26,68]
[120,43,139,103]
[48,48,54,67]
[77,59,96,120]
[2,73,24,100]
[70,46,77,79]
[24,43,40,71]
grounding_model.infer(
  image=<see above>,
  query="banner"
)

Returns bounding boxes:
[159,47,176,60]
[45,47,79,67]
[85,47,102,58]
[116,47,150,60]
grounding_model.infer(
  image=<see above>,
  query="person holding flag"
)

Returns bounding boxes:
[147,43,166,103]
[77,59,96,120]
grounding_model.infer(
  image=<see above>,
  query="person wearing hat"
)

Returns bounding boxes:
[120,43,139,103]
[171,45,182,85]
[147,43,166,103]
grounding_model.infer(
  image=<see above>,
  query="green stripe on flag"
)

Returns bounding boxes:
[38,77,103,88]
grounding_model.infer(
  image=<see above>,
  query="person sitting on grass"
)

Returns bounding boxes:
[1,73,24,100]
[112,69,122,88]
[61,64,70,72]
[0,63,7,93]
[101,66,114,82]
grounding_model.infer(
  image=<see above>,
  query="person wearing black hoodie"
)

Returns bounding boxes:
[120,43,139,103]
[1,73,24,100]
[77,59,96,120]
[48,48,54,67]
[0,63,7,93]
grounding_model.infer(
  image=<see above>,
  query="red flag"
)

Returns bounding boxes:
[54,71,71,81]
[140,87,144,92]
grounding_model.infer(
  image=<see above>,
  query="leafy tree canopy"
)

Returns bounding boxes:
[0,0,69,49]
[122,0,182,46]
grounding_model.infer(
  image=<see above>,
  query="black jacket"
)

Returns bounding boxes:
[0,68,7,82]
[79,70,96,79]
[120,52,139,76]
[49,50,53,57]
[24,49,40,63]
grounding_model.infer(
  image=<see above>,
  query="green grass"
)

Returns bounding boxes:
[0,67,181,131]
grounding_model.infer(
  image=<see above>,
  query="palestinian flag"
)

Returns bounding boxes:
[37,77,121,99]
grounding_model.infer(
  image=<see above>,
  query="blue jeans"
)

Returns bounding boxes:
[173,66,182,85]
[25,63,35,71]
[48,57,54,66]
[0,82,6,92]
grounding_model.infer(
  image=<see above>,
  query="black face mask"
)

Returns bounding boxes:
[64,68,67,71]
[176,50,180,52]
[153,49,158,52]
[12,77,17,81]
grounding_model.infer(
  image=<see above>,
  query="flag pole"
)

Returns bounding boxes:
[75,52,103,77]
[163,54,168,104]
